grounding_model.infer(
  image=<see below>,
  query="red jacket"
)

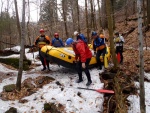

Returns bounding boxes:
[73,39,92,63]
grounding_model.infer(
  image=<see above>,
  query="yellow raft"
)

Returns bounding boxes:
[40,45,110,69]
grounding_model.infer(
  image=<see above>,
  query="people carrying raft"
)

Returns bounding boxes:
[52,33,64,47]
[65,38,92,86]
[91,31,106,70]
[34,29,51,71]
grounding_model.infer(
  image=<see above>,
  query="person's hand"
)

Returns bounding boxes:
[32,45,36,47]
[94,51,96,55]
[82,63,86,68]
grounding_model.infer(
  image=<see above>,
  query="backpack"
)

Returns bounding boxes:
[79,34,88,44]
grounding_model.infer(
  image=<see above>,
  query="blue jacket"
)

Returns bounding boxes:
[52,38,64,47]
[93,36,105,51]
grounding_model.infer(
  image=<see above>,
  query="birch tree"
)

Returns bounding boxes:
[137,0,146,112]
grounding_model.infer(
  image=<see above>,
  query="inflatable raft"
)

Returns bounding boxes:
[40,45,110,69]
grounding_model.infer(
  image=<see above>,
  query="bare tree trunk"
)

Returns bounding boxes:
[27,0,31,45]
[101,0,107,29]
[71,1,76,32]
[14,0,21,44]
[62,0,68,38]
[16,0,26,91]
[147,0,150,24]
[76,0,80,33]
[97,0,101,30]
[111,0,115,30]
[137,0,146,113]
[106,0,118,69]
[143,0,146,26]
[90,0,94,30]
[85,0,89,40]
[125,1,128,26]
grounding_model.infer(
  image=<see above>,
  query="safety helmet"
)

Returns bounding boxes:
[74,31,79,36]
[66,38,74,45]
[39,29,44,32]
[91,31,97,36]
[54,33,59,37]
[100,34,104,38]
[114,32,119,35]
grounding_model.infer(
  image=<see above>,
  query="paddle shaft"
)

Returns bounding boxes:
[77,87,97,92]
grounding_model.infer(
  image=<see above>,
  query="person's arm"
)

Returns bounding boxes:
[45,36,51,44]
[59,38,64,47]
[77,43,86,63]
[34,36,39,46]
[120,36,125,43]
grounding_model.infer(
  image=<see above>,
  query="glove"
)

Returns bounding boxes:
[94,51,96,56]
[82,63,86,69]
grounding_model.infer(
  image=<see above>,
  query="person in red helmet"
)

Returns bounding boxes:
[34,29,51,71]
[51,33,64,47]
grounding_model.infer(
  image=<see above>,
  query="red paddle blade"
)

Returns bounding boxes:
[96,89,114,94]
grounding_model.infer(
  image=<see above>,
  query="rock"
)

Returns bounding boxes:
[3,84,16,92]
[5,107,17,113]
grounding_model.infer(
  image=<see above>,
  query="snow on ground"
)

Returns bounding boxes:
[0,46,150,113]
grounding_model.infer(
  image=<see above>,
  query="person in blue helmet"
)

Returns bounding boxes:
[66,38,92,86]
[52,33,64,47]
[91,31,106,70]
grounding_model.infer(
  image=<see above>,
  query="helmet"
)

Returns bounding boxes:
[54,33,59,37]
[66,38,74,45]
[114,32,119,35]
[74,31,79,36]
[100,34,104,38]
[39,29,44,32]
[91,31,97,36]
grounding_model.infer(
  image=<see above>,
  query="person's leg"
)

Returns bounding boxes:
[46,60,51,71]
[39,50,46,71]
[84,58,92,86]
[96,50,102,69]
[76,61,83,83]
[119,46,123,64]
[116,46,120,63]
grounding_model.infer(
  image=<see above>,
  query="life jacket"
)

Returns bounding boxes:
[35,35,50,48]
[93,36,106,51]
[114,36,124,47]
[52,38,64,47]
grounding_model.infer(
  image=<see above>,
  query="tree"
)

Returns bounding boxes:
[137,0,146,113]
[62,0,69,38]
[101,0,107,29]
[76,0,80,33]
[14,0,21,43]
[106,0,118,69]
[97,0,101,30]
[147,0,150,24]
[85,0,89,40]
[16,0,26,91]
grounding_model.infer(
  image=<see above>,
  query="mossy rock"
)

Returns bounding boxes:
[44,103,61,113]
[0,58,31,70]
[44,103,51,111]
[3,84,16,92]
[5,107,17,113]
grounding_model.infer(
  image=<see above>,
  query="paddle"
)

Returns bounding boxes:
[77,87,114,94]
